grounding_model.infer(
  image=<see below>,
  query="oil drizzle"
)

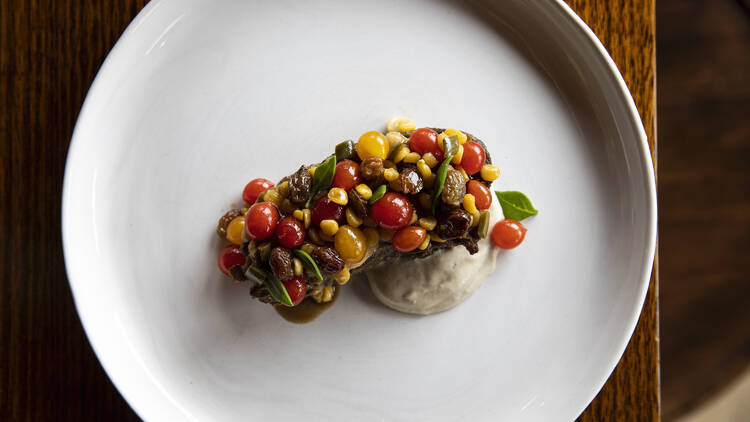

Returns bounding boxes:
[274,286,339,324]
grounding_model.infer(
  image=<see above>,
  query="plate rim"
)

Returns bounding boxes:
[61,0,657,420]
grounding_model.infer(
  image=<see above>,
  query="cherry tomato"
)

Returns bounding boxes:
[311,196,345,225]
[467,180,492,210]
[460,141,486,175]
[242,178,274,205]
[334,225,367,263]
[218,244,246,276]
[244,202,279,241]
[332,160,362,191]
[275,216,306,248]
[283,276,307,306]
[356,131,389,160]
[392,226,427,252]
[491,219,527,249]
[370,192,414,230]
[409,128,444,162]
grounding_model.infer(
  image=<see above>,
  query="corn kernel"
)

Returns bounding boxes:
[422,152,439,168]
[418,217,437,231]
[276,181,289,197]
[309,165,317,176]
[355,184,372,200]
[437,133,446,151]
[470,211,480,227]
[293,209,304,221]
[379,228,395,241]
[383,159,396,169]
[463,193,479,215]
[264,188,282,206]
[392,144,410,164]
[385,131,407,152]
[322,286,334,301]
[327,187,348,205]
[409,210,418,225]
[418,235,430,250]
[345,208,363,228]
[363,216,377,228]
[480,164,500,181]
[333,267,351,285]
[310,289,323,303]
[416,159,432,179]
[226,216,245,245]
[386,117,416,132]
[302,209,311,229]
[457,166,469,183]
[383,168,399,182]
[403,152,421,164]
[293,258,303,276]
[320,219,340,236]
[444,128,468,144]
[301,243,315,254]
[430,232,446,243]
[451,144,464,165]
[363,228,379,246]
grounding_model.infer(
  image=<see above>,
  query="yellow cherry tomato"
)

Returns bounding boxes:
[334,225,367,263]
[356,131,389,160]
[226,216,245,245]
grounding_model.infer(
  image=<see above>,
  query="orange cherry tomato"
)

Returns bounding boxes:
[332,160,362,191]
[460,141,486,175]
[391,226,427,252]
[467,180,492,210]
[491,219,527,249]
[242,178,274,205]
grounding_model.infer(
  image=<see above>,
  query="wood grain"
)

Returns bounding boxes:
[0,1,657,420]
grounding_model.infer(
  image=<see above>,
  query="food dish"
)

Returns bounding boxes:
[215,120,529,320]
[62,1,656,420]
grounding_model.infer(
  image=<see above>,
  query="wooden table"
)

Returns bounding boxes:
[0,1,658,420]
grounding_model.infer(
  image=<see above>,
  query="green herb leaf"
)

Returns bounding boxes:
[265,273,294,307]
[443,135,460,158]
[369,184,387,204]
[293,249,323,280]
[432,155,455,213]
[306,155,337,207]
[495,190,538,221]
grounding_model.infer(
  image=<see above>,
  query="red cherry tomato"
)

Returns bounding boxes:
[370,192,414,230]
[244,202,279,241]
[392,226,427,252]
[409,128,444,162]
[242,178,274,205]
[491,219,527,249]
[275,216,306,248]
[218,244,246,275]
[283,276,307,306]
[332,160,362,191]
[467,180,492,210]
[460,141,486,175]
[311,196,345,225]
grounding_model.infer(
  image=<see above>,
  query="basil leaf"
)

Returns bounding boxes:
[432,155,455,213]
[443,135,459,158]
[495,190,538,221]
[369,184,387,204]
[265,273,294,307]
[306,155,337,207]
[293,249,323,280]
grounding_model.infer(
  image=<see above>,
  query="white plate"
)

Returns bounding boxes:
[62,0,656,421]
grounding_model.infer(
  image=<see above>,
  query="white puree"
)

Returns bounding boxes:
[367,202,502,315]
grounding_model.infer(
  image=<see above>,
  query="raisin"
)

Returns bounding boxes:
[360,157,384,182]
[312,246,345,274]
[217,209,242,237]
[394,167,423,194]
[436,208,471,240]
[441,168,466,207]
[269,247,294,282]
[347,189,368,217]
[288,165,312,205]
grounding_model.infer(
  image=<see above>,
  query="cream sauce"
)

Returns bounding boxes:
[367,202,502,315]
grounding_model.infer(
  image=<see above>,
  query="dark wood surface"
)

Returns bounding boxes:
[658,1,750,420]
[0,1,658,421]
